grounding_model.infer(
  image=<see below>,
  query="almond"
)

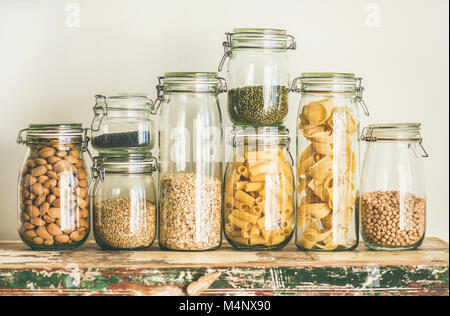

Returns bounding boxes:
[55,234,70,244]
[24,174,37,186]
[78,197,88,209]
[44,238,54,246]
[30,217,46,227]
[24,229,37,239]
[57,150,68,157]
[69,231,83,242]
[34,195,46,207]
[38,147,56,159]
[79,180,88,188]
[36,226,53,240]
[51,187,60,197]
[39,202,50,216]
[23,222,36,230]
[31,165,47,177]
[43,215,56,223]
[47,223,63,236]
[26,159,36,168]
[34,158,47,166]
[64,155,78,164]
[47,170,58,179]
[77,169,87,180]
[43,178,57,189]
[33,237,44,245]
[31,183,44,196]
[47,194,56,204]
[38,175,49,183]
[27,205,40,218]
[48,156,62,164]
[48,208,61,218]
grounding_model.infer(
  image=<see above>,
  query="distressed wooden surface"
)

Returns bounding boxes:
[0,238,448,296]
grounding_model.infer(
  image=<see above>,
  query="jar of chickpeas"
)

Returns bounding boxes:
[223,126,295,250]
[360,123,428,250]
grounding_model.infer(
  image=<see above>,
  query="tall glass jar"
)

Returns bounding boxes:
[360,123,428,250]
[223,126,295,250]
[157,72,225,251]
[293,73,369,251]
[16,124,90,250]
[91,94,155,156]
[90,155,158,250]
[218,28,296,126]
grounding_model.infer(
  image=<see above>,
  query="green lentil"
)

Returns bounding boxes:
[228,85,289,125]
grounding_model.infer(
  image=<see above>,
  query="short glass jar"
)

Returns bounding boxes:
[360,123,428,250]
[91,94,155,155]
[17,124,90,250]
[293,73,369,251]
[223,126,295,251]
[218,28,296,126]
[157,72,225,251]
[90,155,158,250]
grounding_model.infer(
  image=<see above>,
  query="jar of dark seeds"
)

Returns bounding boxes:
[90,155,158,250]
[361,123,429,250]
[90,94,156,156]
[218,28,296,126]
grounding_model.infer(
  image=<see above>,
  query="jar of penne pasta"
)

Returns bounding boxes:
[292,73,369,251]
[224,126,295,250]
[360,123,428,250]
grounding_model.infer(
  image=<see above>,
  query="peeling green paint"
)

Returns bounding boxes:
[0,265,448,296]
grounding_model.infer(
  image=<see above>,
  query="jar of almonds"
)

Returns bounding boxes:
[361,123,428,250]
[17,124,90,250]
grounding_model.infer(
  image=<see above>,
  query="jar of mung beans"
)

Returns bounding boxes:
[218,28,296,126]
[360,123,428,250]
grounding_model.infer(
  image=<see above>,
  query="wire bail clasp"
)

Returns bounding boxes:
[356,77,370,116]
[218,33,232,72]
[91,95,108,132]
[16,128,29,145]
[151,76,165,115]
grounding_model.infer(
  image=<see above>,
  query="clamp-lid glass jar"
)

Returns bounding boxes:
[218,28,296,126]
[90,154,158,250]
[91,94,155,155]
[157,72,225,251]
[293,73,369,251]
[17,124,90,250]
[224,126,295,250]
[360,123,428,250]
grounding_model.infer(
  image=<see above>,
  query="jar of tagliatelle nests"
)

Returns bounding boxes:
[223,126,295,250]
[361,123,428,250]
[16,124,91,250]
[292,73,370,251]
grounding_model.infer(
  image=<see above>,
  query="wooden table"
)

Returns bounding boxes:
[0,238,448,296]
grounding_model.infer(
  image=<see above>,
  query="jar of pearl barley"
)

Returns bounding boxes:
[360,123,428,250]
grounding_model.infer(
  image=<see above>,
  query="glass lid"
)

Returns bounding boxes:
[159,72,227,94]
[94,93,154,111]
[231,125,291,146]
[292,72,360,93]
[362,123,423,142]
[228,28,296,50]
[17,123,85,145]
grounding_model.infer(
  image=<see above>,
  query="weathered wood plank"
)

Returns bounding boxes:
[0,238,448,269]
[0,238,448,296]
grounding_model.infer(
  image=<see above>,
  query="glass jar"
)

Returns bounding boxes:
[90,155,158,250]
[218,28,296,126]
[91,94,155,156]
[156,72,225,251]
[223,126,295,250]
[360,123,428,250]
[16,124,90,250]
[292,73,369,251]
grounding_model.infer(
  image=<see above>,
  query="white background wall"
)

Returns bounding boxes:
[0,0,448,242]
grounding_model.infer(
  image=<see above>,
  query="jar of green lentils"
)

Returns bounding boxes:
[218,28,296,126]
